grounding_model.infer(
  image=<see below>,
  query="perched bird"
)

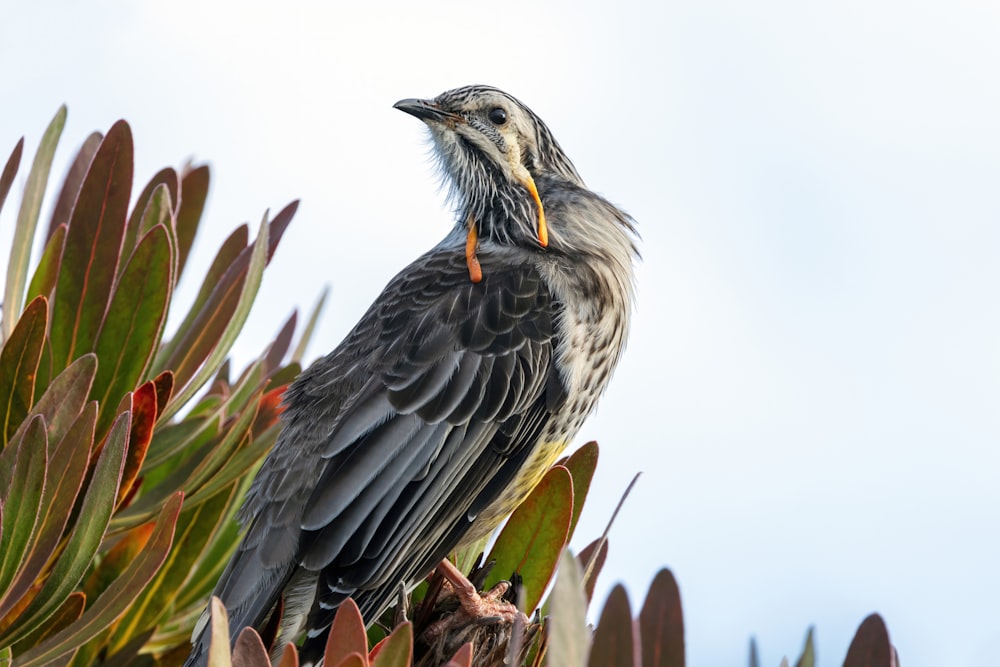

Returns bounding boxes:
[185,85,638,665]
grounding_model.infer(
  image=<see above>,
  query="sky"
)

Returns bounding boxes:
[2,1,999,665]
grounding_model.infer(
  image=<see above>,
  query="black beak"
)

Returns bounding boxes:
[393,98,461,124]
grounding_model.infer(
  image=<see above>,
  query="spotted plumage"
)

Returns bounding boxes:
[185,85,637,666]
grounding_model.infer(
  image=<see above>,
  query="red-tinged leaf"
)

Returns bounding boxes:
[0,405,93,622]
[25,223,66,305]
[9,591,84,655]
[325,598,368,666]
[19,353,96,450]
[47,131,102,240]
[50,119,133,370]
[92,224,172,436]
[638,569,684,667]
[370,622,412,667]
[124,168,179,256]
[0,137,23,216]
[265,311,297,374]
[253,385,287,438]
[277,642,300,667]
[0,296,47,446]
[333,654,367,667]
[577,537,609,604]
[589,585,636,667]
[13,492,182,667]
[485,465,573,612]
[444,643,473,667]
[4,106,65,341]
[562,441,599,541]
[233,627,271,667]
[175,164,210,280]
[843,614,896,667]
[150,369,173,419]
[0,417,47,602]
[116,381,157,508]
[1,410,128,645]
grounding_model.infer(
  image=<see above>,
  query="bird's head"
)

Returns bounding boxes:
[394,85,585,254]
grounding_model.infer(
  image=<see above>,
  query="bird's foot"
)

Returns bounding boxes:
[422,559,529,640]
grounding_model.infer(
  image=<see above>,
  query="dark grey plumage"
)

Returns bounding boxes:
[185,85,637,666]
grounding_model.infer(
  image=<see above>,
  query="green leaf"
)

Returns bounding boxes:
[3,410,129,645]
[92,224,173,437]
[291,286,328,364]
[324,598,368,666]
[46,131,102,242]
[561,441,598,541]
[546,550,589,667]
[9,592,85,657]
[588,585,634,667]
[174,164,210,282]
[0,296,47,446]
[485,465,573,613]
[371,622,412,667]
[159,204,294,421]
[0,416,47,606]
[14,493,182,667]
[843,614,895,667]
[25,224,66,306]
[0,138,23,219]
[3,106,65,341]
[20,353,96,449]
[638,569,684,667]
[50,119,133,370]
[576,537,609,604]
[0,404,93,623]
[795,627,815,667]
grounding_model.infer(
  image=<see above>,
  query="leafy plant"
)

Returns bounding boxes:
[0,107,312,665]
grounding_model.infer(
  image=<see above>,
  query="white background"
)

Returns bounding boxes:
[2,2,999,665]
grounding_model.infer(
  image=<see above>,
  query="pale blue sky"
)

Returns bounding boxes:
[2,1,999,665]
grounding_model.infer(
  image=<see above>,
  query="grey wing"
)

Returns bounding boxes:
[190,247,566,658]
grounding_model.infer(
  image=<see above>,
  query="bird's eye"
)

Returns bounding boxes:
[488,107,508,125]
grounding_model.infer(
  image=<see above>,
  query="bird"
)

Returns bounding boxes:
[184,84,638,666]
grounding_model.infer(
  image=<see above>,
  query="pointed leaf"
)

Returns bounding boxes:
[325,598,368,666]
[0,137,23,219]
[638,569,684,667]
[50,119,133,369]
[292,286,328,364]
[588,585,635,667]
[562,441,598,540]
[25,224,66,305]
[13,492,182,667]
[576,537,609,604]
[20,353,96,448]
[0,416,47,599]
[47,132,102,240]
[444,643,473,667]
[92,224,172,436]
[0,296,46,445]
[3,106,65,340]
[485,465,573,612]
[116,380,157,508]
[206,596,232,667]
[265,311,297,374]
[371,621,412,667]
[232,627,271,667]
[843,614,895,667]
[795,627,815,667]
[175,164,210,280]
[546,550,589,667]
